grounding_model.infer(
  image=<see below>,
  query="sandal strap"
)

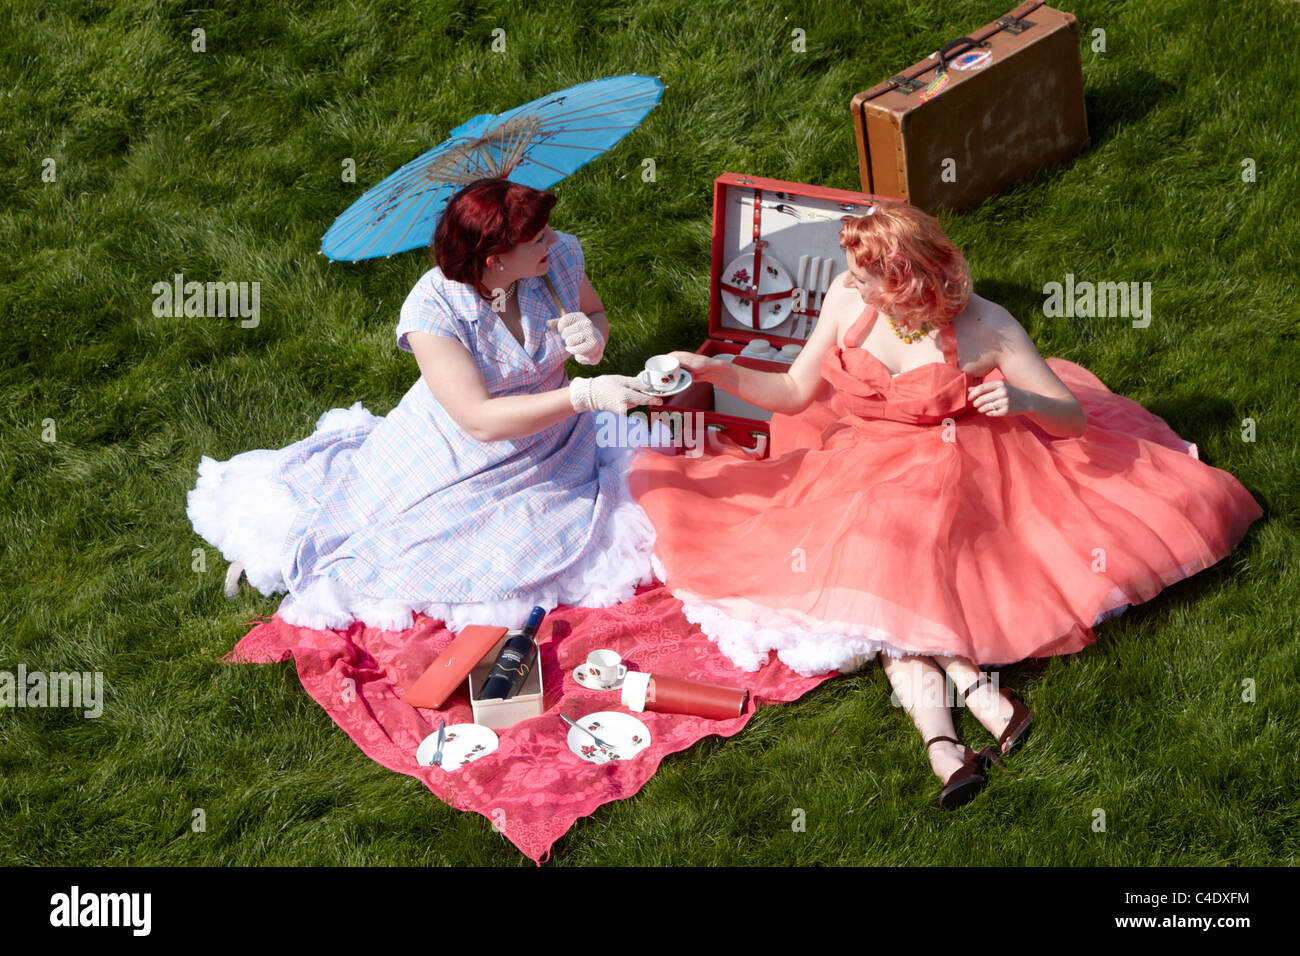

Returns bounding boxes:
[978,744,1017,776]
[924,735,961,749]
[960,673,995,703]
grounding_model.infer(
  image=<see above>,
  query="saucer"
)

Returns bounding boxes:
[637,368,693,397]
[416,723,499,770]
[565,711,651,764]
[573,663,624,691]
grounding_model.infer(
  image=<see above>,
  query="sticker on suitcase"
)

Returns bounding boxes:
[919,72,951,102]
[951,49,993,70]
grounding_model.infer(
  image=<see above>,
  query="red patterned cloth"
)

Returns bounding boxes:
[227,581,831,863]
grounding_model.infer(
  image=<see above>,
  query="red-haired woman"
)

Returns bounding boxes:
[188,178,663,633]
[627,201,1262,809]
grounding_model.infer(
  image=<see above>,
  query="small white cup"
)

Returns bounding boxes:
[586,649,627,688]
[644,355,681,391]
[742,339,773,356]
[621,671,651,712]
[781,344,803,358]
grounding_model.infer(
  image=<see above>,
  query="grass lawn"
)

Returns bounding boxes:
[1,0,1296,866]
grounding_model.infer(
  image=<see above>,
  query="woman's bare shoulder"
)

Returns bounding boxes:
[950,295,1044,375]
[821,273,864,346]
[959,293,1016,326]
[957,295,1033,349]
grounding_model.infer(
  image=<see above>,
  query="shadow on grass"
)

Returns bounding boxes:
[973,278,1044,320]
[1085,70,1177,152]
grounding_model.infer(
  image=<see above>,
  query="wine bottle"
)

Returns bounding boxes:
[477,607,545,701]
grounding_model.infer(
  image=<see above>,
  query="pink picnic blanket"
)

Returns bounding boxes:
[226,581,833,863]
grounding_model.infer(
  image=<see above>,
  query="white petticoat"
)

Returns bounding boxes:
[187,405,667,634]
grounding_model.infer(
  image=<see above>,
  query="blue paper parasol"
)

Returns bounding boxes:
[320,73,664,262]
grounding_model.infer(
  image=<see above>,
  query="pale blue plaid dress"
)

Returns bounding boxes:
[253,230,657,629]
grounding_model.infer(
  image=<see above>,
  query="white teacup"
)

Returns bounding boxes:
[586,649,627,688]
[644,355,681,392]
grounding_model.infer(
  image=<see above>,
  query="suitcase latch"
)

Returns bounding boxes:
[889,75,924,94]
[996,14,1034,34]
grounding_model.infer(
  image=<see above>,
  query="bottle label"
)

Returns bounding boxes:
[497,649,527,674]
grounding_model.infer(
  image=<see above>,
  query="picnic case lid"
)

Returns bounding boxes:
[707,172,885,350]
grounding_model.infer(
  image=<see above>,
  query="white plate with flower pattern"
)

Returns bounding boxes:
[565,711,651,764]
[417,722,499,770]
[722,252,794,330]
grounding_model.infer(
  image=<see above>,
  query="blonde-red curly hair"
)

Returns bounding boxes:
[839,201,972,330]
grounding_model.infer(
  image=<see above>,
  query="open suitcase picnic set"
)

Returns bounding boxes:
[656,172,881,460]
[655,2,1089,461]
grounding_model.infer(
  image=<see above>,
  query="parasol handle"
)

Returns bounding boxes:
[541,274,565,317]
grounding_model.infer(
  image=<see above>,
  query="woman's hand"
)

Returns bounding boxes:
[968,380,1032,418]
[547,311,605,365]
[569,375,664,414]
[668,350,727,383]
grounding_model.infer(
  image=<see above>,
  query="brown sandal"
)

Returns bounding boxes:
[924,735,987,810]
[962,674,1034,755]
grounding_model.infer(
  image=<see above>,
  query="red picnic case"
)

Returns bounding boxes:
[655,172,887,459]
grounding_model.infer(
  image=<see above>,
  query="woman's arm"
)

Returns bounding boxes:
[970,308,1086,438]
[406,331,578,442]
[668,295,842,415]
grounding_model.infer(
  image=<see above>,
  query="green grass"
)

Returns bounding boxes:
[1,0,1297,865]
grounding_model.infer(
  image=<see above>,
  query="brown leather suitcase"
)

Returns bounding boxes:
[851,1,1088,213]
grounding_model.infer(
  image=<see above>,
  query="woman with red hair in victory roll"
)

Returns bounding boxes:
[627,200,1262,809]
[188,178,663,634]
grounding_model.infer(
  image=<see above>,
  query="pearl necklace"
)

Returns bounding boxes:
[488,276,518,303]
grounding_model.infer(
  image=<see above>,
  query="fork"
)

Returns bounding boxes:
[734,198,820,221]
[734,198,866,223]
[559,714,620,756]
[430,718,446,767]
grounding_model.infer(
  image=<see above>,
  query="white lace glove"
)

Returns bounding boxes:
[569,375,663,414]
[546,311,605,365]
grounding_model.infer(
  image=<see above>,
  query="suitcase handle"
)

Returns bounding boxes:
[937,37,981,73]
[864,2,1048,101]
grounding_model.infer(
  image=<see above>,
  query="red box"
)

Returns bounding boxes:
[657,173,887,459]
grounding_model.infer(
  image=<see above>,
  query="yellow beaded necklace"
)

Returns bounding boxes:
[885,313,935,343]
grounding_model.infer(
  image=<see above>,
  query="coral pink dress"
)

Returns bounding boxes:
[627,304,1264,677]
